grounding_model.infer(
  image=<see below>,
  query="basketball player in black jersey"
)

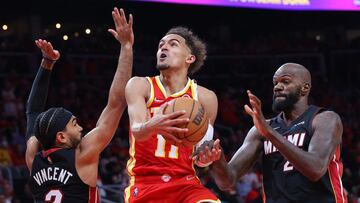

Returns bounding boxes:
[25,8,133,203]
[194,63,347,203]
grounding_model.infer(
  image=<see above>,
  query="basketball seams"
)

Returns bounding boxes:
[187,99,196,129]
[181,99,195,139]
[165,97,208,146]
[184,107,208,141]
[184,120,207,140]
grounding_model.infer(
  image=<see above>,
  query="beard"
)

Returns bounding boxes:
[272,87,301,113]
[156,63,170,70]
[69,134,81,148]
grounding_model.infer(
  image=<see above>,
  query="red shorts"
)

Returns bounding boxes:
[124,175,220,203]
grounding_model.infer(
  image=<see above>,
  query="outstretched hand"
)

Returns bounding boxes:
[35,39,60,61]
[192,139,222,167]
[148,102,189,144]
[108,7,134,46]
[244,90,272,137]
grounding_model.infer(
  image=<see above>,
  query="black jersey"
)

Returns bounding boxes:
[262,105,346,203]
[29,148,99,203]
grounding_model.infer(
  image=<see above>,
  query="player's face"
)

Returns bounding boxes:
[63,116,83,148]
[272,73,301,112]
[156,34,193,71]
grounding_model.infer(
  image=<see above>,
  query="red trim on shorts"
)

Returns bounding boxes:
[261,184,266,203]
[88,187,99,203]
[328,147,347,203]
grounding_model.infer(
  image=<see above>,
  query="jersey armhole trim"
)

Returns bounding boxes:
[146,77,154,108]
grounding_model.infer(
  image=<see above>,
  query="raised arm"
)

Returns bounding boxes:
[126,77,189,142]
[26,39,60,170]
[245,90,342,181]
[78,8,133,162]
[125,76,151,141]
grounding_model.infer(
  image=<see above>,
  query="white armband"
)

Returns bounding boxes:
[196,123,214,149]
[131,122,144,133]
[194,124,214,167]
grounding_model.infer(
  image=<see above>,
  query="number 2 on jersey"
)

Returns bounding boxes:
[155,134,179,159]
[45,189,63,203]
[283,160,294,171]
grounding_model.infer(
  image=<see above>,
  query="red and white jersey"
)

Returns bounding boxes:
[126,76,199,178]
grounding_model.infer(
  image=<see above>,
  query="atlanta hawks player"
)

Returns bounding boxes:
[125,27,220,203]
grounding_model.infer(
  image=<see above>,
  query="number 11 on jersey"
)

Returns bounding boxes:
[155,134,179,159]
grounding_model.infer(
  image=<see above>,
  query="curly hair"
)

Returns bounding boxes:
[166,26,207,75]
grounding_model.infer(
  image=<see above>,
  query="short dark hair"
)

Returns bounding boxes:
[166,26,207,75]
[34,107,72,149]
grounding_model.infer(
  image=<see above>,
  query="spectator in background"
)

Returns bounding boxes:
[0,134,12,167]
[236,168,261,203]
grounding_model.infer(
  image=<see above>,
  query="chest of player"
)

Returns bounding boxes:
[262,124,313,173]
[263,125,311,156]
[264,106,320,157]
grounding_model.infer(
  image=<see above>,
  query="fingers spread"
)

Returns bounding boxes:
[129,14,133,28]
[35,40,41,49]
[213,139,221,150]
[244,104,253,116]
[108,29,117,37]
[119,8,126,25]
[112,9,120,29]
[249,99,260,110]
[214,149,221,161]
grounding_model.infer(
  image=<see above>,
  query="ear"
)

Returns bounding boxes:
[55,132,67,145]
[186,55,196,64]
[301,83,311,96]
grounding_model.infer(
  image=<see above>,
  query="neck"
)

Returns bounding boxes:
[54,142,72,149]
[159,70,188,95]
[282,99,309,124]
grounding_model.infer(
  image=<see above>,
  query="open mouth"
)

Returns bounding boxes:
[160,53,167,59]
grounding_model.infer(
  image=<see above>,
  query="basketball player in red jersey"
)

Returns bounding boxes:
[125,27,220,202]
[195,63,347,203]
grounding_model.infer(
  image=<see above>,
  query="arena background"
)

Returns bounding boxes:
[0,0,359,202]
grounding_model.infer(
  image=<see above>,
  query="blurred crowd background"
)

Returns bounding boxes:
[0,1,359,202]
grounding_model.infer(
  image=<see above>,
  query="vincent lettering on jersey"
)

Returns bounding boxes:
[264,132,306,155]
[32,167,73,186]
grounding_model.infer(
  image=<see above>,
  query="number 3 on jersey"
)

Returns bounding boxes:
[155,134,179,159]
[45,189,63,203]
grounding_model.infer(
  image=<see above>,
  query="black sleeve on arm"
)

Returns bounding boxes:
[25,67,52,141]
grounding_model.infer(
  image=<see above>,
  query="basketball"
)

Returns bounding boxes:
[164,97,209,147]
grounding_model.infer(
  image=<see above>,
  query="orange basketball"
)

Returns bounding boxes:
[164,97,209,147]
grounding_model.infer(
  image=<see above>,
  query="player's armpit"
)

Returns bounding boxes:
[26,136,41,170]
